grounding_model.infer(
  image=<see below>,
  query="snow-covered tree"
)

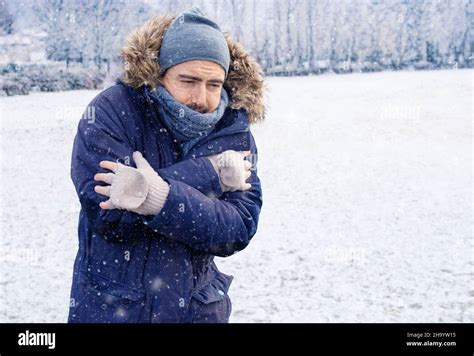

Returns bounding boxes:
[0,0,14,35]
[6,0,472,75]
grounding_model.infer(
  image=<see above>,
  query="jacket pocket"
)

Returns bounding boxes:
[189,271,233,323]
[69,270,146,323]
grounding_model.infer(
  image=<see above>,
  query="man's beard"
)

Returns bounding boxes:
[187,103,209,114]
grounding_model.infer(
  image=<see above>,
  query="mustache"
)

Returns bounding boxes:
[187,103,209,114]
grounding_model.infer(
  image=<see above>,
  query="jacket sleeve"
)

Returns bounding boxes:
[143,133,263,257]
[71,93,223,243]
[157,158,223,198]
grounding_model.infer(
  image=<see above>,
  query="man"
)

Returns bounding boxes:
[68,7,264,323]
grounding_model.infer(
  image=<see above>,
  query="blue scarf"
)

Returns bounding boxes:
[151,85,229,157]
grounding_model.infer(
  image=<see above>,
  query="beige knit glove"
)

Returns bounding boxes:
[94,151,170,215]
[207,150,252,192]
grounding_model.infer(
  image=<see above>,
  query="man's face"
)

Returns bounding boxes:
[161,60,225,114]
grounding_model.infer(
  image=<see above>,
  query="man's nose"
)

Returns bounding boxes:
[191,84,207,107]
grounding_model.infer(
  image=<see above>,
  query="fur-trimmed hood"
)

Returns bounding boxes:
[121,15,266,123]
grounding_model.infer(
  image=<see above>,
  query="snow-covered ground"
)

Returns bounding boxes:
[0,69,472,323]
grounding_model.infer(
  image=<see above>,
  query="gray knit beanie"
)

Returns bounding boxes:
[159,7,230,77]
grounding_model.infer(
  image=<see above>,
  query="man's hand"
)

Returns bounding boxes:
[94,151,170,215]
[207,150,253,192]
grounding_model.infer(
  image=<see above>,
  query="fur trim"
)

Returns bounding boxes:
[121,15,265,123]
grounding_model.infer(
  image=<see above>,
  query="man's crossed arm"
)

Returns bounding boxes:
[93,150,253,213]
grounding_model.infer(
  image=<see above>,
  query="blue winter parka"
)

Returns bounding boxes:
[68,15,265,323]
